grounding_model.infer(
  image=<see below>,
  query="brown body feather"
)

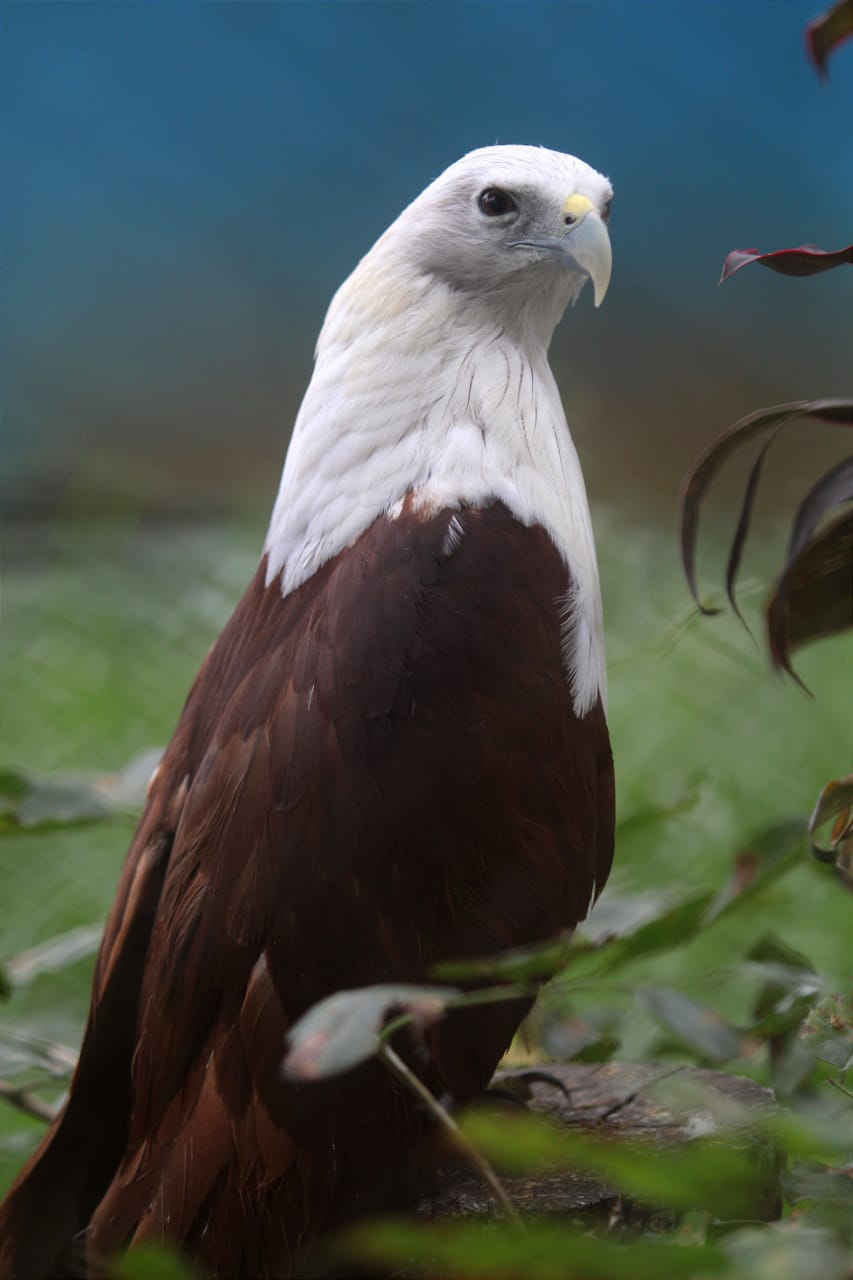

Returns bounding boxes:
[0,500,613,1278]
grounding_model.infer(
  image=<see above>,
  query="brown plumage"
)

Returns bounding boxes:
[0,143,617,1277]
[0,502,612,1277]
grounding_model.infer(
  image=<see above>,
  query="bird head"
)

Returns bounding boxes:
[384,145,613,324]
[269,145,614,714]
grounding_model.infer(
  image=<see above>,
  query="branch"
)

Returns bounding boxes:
[826,1076,853,1102]
[378,1044,523,1229]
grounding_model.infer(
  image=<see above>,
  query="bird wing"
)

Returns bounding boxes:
[0,498,613,1279]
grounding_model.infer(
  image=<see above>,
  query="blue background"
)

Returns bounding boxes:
[3,0,851,516]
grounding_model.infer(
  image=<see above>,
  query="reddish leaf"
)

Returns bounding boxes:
[678,398,853,615]
[805,0,853,79]
[723,425,783,627]
[799,992,853,1071]
[808,776,853,890]
[721,243,853,282]
[767,512,853,680]
[781,455,853,570]
[764,455,853,680]
[809,775,853,855]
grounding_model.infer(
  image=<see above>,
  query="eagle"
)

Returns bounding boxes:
[0,145,615,1279]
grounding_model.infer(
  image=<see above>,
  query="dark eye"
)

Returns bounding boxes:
[601,198,612,224]
[478,187,518,218]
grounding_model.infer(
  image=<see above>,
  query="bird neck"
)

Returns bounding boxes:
[264,256,606,716]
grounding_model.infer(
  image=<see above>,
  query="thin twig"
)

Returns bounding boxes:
[0,1078,58,1123]
[826,1076,853,1101]
[599,1064,686,1121]
[378,1044,523,1229]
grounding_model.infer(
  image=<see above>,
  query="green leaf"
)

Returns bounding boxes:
[112,1243,196,1280]
[284,983,457,1080]
[0,770,111,829]
[784,1159,853,1207]
[703,820,806,925]
[432,933,573,983]
[0,770,27,803]
[538,1010,620,1063]
[579,890,677,944]
[4,924,103,987]
[461,1109,760,1219]
[745,935,821,1041]
[577,890,713,975]
[723,1221,851,1280]
[799,993,853,1072]
[640,988,746,1063]
[337,1218,728,1280]
[0,1028,78,1081]
[767,1104,853,1165]
[0,750,160,834]
[614,773,704,839]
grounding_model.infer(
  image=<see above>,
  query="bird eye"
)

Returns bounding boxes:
[478,187,518,218]
[601,198,612,224]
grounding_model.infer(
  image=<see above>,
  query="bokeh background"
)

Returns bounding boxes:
[0,0,850,1195]
[3,0,852,511]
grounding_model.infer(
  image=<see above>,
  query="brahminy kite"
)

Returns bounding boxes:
[0,145,615,1278]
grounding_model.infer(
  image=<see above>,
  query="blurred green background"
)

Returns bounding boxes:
[1,0,850,1196]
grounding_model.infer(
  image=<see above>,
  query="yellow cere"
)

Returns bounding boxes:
[561,193,595,221]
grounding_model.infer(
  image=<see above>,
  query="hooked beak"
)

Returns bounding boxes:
[510,194,612,307]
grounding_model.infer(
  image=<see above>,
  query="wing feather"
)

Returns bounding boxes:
[0,499,613,1279]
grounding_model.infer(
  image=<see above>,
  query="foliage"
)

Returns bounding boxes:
[805,0,853,78]
[679,25,853,685]
[679,400,853,684]
[111,1243,197,1280]
[809,775,853,888]
[0,17,850,1280]
[0,520,847,1279]
[290,10,853,1274]
[1,527,850,1278]
[720,243,853,281]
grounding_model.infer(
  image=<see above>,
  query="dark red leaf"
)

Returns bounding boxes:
[724,426,783,628]
[678,399,853,614]
[720,243,853,283]
[767,511,853,679]
[783,453,853,569]
[805,0,853,79]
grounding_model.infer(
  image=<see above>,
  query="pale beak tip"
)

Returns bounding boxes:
[569,211,612,309]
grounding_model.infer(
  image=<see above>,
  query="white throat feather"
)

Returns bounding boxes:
[264,145,611,717]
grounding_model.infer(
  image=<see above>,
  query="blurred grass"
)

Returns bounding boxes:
[0,502,850,1195]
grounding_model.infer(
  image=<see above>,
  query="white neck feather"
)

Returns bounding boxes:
[264,244,606,717]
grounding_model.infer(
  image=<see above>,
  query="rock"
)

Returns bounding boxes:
[420,1062,782,1228]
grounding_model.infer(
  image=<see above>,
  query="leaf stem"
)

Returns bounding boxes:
[826,1076,853,1101]
[378,1044,523,1229]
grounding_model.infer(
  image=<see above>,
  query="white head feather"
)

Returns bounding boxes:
[265,145,613,716]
